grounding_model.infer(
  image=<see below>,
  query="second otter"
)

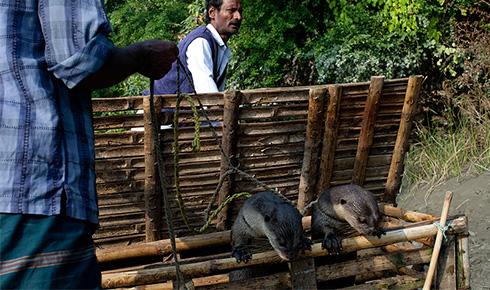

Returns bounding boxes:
[312,184,385,254]
[231,191,311,263]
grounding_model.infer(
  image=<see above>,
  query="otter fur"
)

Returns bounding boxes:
[312,184,385,254]
[231,191,312,263]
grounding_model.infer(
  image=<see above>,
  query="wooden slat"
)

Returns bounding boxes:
[239,104,308,120]
[216,91,241,230]
[316,85,342,192]
[93,97,144,112]
[456,234,471,289]
[436,236,457,289]
[143,96,162,241]
[240,90,309,104]
[298,88,327,211]
[316,248,431,283]
[93,114,144,130]
[290,258,317,290]
[95,132,145,147]
[385,75,424,203]
[352,76,384,185]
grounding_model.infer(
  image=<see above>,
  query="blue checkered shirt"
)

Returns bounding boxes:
[0,0,115,224]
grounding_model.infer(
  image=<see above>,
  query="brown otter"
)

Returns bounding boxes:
[312,184,385,254]
[231,191,312,263]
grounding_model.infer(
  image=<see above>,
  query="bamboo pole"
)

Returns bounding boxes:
[385,75,424,204]
[316,248,432,282]
[297,88,328,212]
[316,85,342,192]
[456,233,471,289]
[216,90,242,230]
[143,95,162,241]
[101,216,467,288]
[118,274,230,290]
[97,231,230,264]
[380,204,435,222]
[352,76,384,185]
[97,207,443,264]
[341,275,424,290]
[200,272,292,290]
[423,191,453,290]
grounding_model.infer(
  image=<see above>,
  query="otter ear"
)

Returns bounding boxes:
[340,198,347,205]
[358,216,367,224]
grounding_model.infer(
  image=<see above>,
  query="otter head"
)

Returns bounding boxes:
[334,195,382,236]
[263,207,311,261]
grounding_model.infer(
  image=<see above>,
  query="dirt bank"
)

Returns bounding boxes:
[397,171,490,289]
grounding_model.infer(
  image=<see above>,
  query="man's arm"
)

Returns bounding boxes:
[39,0,177,91]
[186,38,219,93]
[76,40,178,91]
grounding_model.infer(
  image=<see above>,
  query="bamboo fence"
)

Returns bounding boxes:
[92,76,471,289]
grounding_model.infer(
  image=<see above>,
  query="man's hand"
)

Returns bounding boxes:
[76,39,178,91]
[132,40,178,80]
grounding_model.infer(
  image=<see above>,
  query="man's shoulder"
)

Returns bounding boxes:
[185,25,214,41]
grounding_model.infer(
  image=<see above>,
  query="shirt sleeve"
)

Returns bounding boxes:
[39,0,115,89]
[186,38,219,93]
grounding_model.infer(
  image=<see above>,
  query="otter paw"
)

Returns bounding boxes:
[232,246,252,263]
[301,237,313,252]
[322,233,342,255]
[374,228,386,238]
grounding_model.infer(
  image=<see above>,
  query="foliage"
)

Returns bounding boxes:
[94,0,192,98]
[97,0,489,187]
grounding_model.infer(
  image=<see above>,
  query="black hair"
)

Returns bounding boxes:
[205,0,223,24]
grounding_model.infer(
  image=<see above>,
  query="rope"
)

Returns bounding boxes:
[149,79,186,289]
[433,221,451,242]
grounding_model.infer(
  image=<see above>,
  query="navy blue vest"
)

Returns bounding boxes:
[153,26,223,94]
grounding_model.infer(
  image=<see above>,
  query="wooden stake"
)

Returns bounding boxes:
[456,227,470,290]
[143,95,162,241]
[216,90,241,230]
[298,88,327,211]
[352,76,384,185]
[316,85,342,192]
[289,257,317,290]
[385,75,424,204]
[435,235,457,289]
[423,191,453,290]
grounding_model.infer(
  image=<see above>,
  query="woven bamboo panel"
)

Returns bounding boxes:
[93,97,147,246]
[92,76,422,247]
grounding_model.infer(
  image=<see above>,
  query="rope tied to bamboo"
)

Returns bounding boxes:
[433,221,451,242]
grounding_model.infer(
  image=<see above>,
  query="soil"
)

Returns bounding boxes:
[397,171,490,289]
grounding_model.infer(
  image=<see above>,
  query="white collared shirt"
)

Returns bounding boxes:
[186,24,232,93]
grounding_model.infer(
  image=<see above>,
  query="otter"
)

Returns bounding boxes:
[231,191,312,263]
[312,184,385,254]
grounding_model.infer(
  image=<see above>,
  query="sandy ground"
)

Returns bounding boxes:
[397,171,490,289]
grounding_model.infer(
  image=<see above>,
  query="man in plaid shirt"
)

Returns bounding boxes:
[0,1,177,288]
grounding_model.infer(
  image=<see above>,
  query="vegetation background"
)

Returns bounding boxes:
[98,1,489,287]
[98,0,489,192]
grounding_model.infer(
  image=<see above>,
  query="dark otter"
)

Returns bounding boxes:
[231,191,312,263]
[312,184,385,254]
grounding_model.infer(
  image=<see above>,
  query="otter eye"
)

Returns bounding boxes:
[278,240,286,247]
[340,199,347,205]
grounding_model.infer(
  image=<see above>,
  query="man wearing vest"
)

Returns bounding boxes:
[154,0,242,94]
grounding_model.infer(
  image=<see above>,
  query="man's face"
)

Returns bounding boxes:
[210,0,242,39]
